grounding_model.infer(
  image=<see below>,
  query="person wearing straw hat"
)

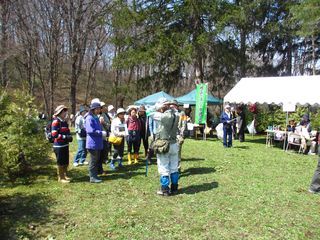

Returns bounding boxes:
[73,105,88,167]
[51,105,73,183]
[85,102,106,183]
[110,108,127,170]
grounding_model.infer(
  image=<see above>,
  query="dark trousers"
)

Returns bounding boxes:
[127,132,141,154]
[223,127,233,147]
[100,140,109,163]
[238,128,245,142]
[88,149,101,179]
[310,157,320,192]
[141,135,148,154]
[113,140,125,159]
[54,146,69,166]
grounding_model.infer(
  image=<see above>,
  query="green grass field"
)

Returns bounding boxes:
[1,136,320,240]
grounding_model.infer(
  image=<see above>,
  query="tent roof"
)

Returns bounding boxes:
[134,91,174,105]
[224,75,320,106]
[175,89,222,105]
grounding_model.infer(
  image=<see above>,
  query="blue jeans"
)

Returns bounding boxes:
[223,127,232,147]
[74,139,87,164]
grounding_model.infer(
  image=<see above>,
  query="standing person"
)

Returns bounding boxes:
[138,105,148,158]
[146,107,158,164]
[127,107,142,165]
[99,102,112,166]
[108,105,116,120]
[221,104,234,148]
[236,104,246,142]
[73,106,88,167]
[110,108,127,170]
[51,105,73,183]
[151,98,179,196]
[85,102,106,183]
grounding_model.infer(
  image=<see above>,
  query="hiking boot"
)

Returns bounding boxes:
[157,187,170,196]
[170,184,179,195]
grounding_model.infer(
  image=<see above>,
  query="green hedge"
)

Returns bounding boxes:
[245,104,319,133]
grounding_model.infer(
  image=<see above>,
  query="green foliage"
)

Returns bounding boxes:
[0,90,51,181]
[245,104,320,132]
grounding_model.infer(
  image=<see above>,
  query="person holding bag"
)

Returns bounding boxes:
[85,102,106,183]
[150,98,179,196]
[51,105,73,183]
[109,108,127,170]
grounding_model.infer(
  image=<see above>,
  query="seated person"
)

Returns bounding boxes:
[287,120,296,132]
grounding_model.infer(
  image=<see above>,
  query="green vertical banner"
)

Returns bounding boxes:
[195,83,208,124]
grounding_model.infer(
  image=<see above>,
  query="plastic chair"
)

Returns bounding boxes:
[286,132,303,153]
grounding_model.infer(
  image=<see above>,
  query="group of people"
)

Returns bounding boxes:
[51,97,187,196]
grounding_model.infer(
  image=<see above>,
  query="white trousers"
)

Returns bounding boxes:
[157,143,179,176]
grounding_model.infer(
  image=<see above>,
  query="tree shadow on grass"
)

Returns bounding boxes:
[182,157,205,162]
[245,136,266,145]
[0,193,54,239]
[232,146,249,149]
[180,167,216,178]
[71,164,147,183]
[179,181,219,195]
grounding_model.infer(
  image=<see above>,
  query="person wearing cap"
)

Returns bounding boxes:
[85,102,106,183]
[127,107,142,165]
[110,108,127,169]
[99,102,112,166]
[221,104,234,148]
[107,105,116,120]
[138,105,149,159]
[51,105,73,183]
[73,105,88,167]
[150,98,180,196]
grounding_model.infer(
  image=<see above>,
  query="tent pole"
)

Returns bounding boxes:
[283,111,289,150]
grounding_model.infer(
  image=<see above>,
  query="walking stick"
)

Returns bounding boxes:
[145,158,148,177]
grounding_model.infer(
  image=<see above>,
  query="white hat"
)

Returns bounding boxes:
[108,105,114,112]
[91,98,100,104]
[183,103,189,108]
[100,101,106,107]
[116,108,126,115]
[224,104,231,109]
[155,97,169,110]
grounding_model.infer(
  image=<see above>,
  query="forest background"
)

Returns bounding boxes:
[0,0,319,117]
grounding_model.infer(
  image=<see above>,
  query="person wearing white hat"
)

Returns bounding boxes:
[107,105,116,120]
[220,104,234,148]
[150,98,180,196]
[109,108,127,170]
[85,102,106,183]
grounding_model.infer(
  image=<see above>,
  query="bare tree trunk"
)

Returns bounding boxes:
[1,0,10,87]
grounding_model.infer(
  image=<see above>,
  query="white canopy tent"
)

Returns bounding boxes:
[224,75,320,150]
[224,75,320,106]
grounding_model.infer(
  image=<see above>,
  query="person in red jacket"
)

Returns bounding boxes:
[127,107,141,164]
[51,105,73,183]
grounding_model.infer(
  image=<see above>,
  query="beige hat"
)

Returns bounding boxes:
[116,108,126,115]
[108,105,114,112]
[100,101,106,107]
[54,105,68,116]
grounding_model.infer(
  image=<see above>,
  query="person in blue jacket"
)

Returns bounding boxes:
[220,104,234,148]
[85,102,106,183]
